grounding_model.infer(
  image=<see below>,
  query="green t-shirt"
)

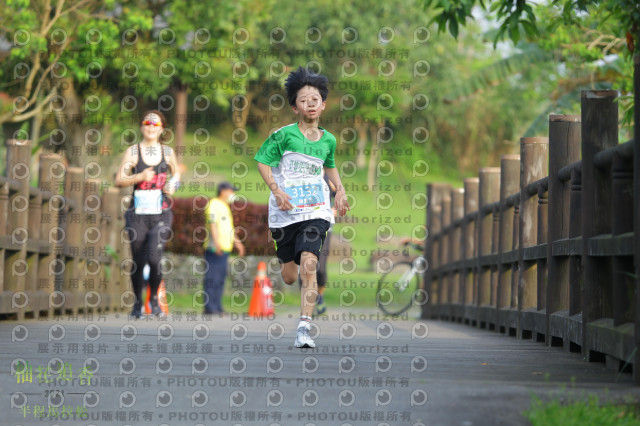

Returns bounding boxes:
[254,123,336,228]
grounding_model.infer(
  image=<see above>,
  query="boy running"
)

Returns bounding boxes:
[254,66,350,348]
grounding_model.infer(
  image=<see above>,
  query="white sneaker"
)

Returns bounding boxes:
[294,326,316,348]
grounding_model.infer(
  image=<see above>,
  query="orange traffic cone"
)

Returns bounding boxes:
[248,261,274,317]
[144,280,169,316]
[157,281,169,315]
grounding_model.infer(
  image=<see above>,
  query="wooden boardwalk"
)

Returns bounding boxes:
[1,307,638,426]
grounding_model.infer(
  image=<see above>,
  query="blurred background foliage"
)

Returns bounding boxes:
[0,0,636,301]
[1,0,633,182]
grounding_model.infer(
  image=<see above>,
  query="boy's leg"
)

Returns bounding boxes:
[274,219,328,348]
[299,251,318,317]
[280,261,299,285]
[270,224,299,284]
[315,231,329,314]
[294,251,319,348]
[315,284,327,315]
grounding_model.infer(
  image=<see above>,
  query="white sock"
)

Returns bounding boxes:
[298,316,312,330]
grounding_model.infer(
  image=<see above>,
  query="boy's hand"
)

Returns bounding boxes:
[335,189,350,216]
[274,189,294,211]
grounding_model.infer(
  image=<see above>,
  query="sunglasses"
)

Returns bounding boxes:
[142,120,162,127]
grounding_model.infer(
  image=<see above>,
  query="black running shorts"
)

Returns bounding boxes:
[270,219,331,265]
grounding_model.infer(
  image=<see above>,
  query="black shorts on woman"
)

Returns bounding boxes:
[270,218,330,265]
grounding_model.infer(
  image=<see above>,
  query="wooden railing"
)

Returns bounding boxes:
[422,90,637,376]
[0,139,130,320]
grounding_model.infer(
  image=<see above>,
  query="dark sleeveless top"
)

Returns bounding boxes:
[131,143,170,211]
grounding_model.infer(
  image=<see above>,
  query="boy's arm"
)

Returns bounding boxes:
[324,167,350,216]
[257,162,293,211]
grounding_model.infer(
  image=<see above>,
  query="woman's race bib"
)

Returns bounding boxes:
[284,177,326,214]
[134,189,162,215]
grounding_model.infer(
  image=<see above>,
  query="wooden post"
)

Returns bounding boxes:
[63,167,85,313]
[434,184,450,315]
[477,167,500,308]
[536,182,549,340]
[5,139,31,319]
[423,184,437,319]
[462,178,479,312]
[25,189,42,301]
[102,187,120,311]
[423,183,450,318]
[569,168,582,317]
[491,203,500,309]
[611,153,634,327]
[82,178,101,312]
[546,115,581,338]
[119,187,135,311]
[38,154,65,302]
[518,137,549,338]
[511,193,520,310]
[0,180,8,296]
[581,90,617,359]
[450,188,464,309]
[440,192,452,309]
[497,154,520,331]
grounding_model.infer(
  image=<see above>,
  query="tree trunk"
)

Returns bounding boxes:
[30,95,43,149]
[57,78,86,167]
[173,82,188,158]
[367,123,381,188]
[355,120,367,169]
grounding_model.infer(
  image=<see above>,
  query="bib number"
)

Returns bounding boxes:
[134,189,162,215]
[284,178,326,214]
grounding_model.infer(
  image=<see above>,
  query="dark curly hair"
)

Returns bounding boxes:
[284,66,329,106]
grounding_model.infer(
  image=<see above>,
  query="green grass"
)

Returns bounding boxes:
[524,395,640,426]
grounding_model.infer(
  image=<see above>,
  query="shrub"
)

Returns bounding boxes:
[167,197,275,257]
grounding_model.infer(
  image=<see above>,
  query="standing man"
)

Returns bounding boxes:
[203,181,245,315]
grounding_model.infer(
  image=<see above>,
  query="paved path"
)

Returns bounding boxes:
[1,307,638,426]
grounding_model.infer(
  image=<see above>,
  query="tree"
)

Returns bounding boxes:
[423,0,639,130]
[0,0,156,166]
[424,0,639,47]
[0,0,269,167]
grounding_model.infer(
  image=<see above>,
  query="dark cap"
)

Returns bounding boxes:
[217,181,239,196]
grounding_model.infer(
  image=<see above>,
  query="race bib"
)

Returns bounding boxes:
[134,189,162,215]
[284,177,326,214]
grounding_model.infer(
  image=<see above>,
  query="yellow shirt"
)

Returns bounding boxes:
[204,198,234,252]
